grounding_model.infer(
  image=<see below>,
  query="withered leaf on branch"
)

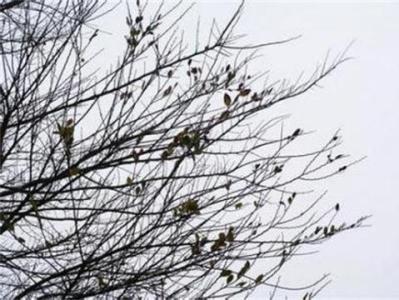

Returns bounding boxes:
[224,93,232,107]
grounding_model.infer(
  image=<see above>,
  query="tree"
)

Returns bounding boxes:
[0,0,367,299]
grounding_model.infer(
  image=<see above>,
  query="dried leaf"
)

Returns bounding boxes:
[235,202,243,209]
[239,89,251,97]
[255,274,264,284]
[135,16,143,23]
[292,128,301,137]
[220,269,232,277]
[219,110,230,121]
[224,93,231,107]
[237,261,250,278]
[226,227,234,242]
[163,86,172,97]
[226,274,234,284]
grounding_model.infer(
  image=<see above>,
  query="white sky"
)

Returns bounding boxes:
[97,1,399,298]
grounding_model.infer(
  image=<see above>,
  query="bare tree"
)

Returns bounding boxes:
[0,0,367,299]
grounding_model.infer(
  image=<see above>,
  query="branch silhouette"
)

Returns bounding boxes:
[0,1,366,299]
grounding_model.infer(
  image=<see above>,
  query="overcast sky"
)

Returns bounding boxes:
[98,1,399,298]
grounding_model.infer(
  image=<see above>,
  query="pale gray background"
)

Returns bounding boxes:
[97,1,399,298]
